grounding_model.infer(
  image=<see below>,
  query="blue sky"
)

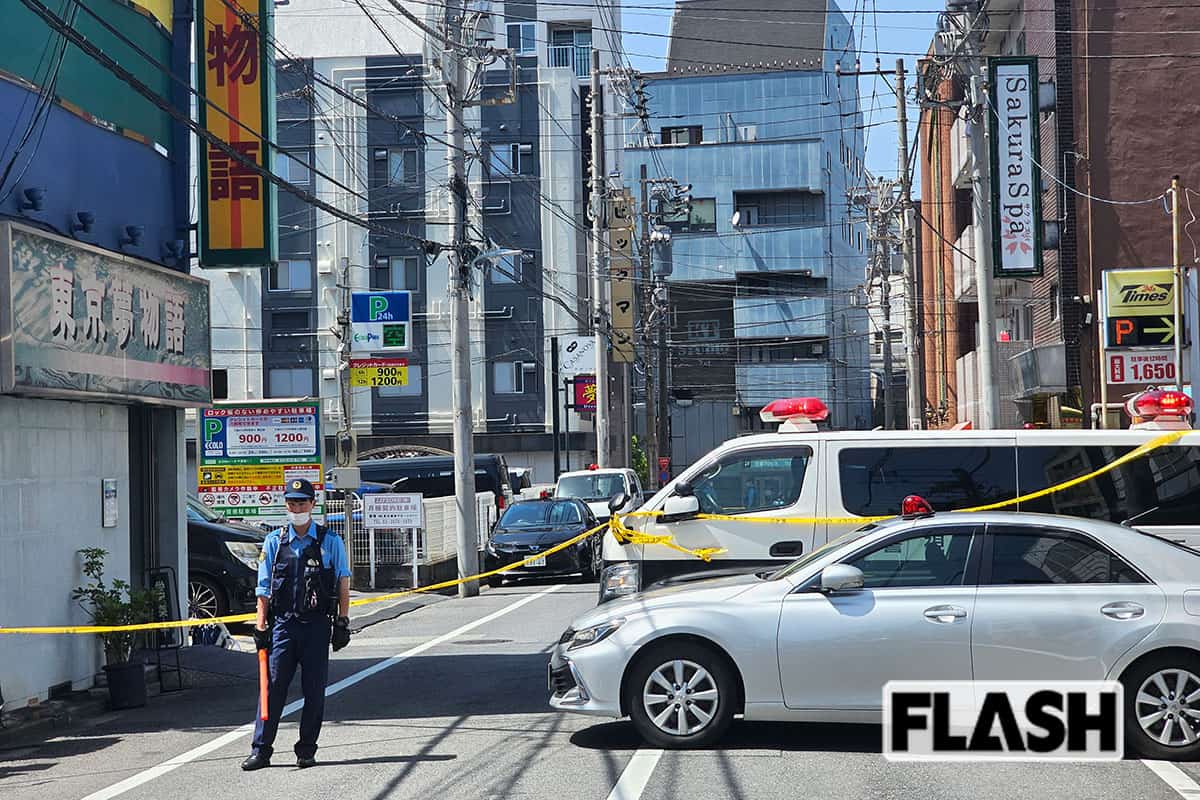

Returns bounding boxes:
[617,1,940,185]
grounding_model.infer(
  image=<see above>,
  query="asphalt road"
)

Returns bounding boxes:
[2,579,1199,800]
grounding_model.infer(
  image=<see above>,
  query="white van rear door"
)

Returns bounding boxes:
[636,441,821,565]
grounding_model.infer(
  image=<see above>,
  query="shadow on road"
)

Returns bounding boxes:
[286,753,458,767]
[570,720,884,754]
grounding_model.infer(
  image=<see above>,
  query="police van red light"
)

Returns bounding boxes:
[1126,389,1193,431]
[760,397,830,433]
[901,495,934,517]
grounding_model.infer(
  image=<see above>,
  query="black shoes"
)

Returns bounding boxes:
[296,755,317,769]
[241,753,270,771]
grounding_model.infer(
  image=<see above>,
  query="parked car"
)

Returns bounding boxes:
[554,467,643,523]
[186,496,266,618]
[484,498,601,587]
[357,454,514,516]
[552,505,1200,759]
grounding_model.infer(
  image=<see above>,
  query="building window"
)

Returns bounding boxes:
[1050,283,1060,320]
[872,329,903,357]
[387,148,419,186]
[506,21,536,54]
[378,364,423,397]
[489,252,522,284]
[268,259,312,292]
[373,255,420,292]
[494,360,537,394]
[268,367,312,398]
[549,27,591,76]
[212,368,229,400]
[736,124,757,142]
[274,149,310,184]
[489,142,530,176]
[661,197,716,233]
[661,125,702,145]
[733,190,823,226]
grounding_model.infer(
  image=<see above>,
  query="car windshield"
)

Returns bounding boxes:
[499,501,582,528]
[767,524,880,580]
[187,497,223,523]
[556,474,626,502]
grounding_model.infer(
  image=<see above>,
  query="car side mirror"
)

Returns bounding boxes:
[661,494,700,521]
[819,564,864,593]
[674,480,693,497]
[608,491,631,512]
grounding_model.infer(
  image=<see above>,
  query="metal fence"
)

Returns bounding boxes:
[325,492,498,585]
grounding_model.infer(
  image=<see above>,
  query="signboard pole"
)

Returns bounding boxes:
[411,528,419,589]
[368,527,377,590]
[1098,286,1108,428]
[1172,176,1184,391]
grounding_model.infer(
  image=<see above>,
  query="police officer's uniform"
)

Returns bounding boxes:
[244,479,350,769]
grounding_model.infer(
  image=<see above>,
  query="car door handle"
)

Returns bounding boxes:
[1101,601,1145,620]
[923,605,967,624]
[770,540,804,558]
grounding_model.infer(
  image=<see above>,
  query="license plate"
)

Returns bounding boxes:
[528,556,547,567]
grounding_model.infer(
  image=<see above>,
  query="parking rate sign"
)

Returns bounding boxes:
[198,401,324,523]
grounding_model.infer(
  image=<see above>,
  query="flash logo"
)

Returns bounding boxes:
[884,681,1122,761]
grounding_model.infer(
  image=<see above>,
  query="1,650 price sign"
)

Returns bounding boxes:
[1107,350,1177,385]
[350,358,409,388]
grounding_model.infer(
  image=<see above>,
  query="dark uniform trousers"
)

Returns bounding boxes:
[251,616,331,759]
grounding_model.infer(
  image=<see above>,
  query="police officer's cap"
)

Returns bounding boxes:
[284,478,316,500]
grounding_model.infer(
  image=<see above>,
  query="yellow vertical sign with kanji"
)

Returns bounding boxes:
[609,191,636,363]
[196,0,275,266]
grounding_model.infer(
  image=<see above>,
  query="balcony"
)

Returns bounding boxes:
[950,114,973,188]
[953,225,976,300]
[549,45,590,77]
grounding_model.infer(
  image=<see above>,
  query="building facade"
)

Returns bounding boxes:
[199,0,625,484]
[622,0,870,461]
[917,0,1200,430]
[1,0,203,707]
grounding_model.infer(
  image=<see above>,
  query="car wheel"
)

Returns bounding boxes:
[188,577,227,619]
[625,641,736,749]
[486,575,504,588]
[1122,653,1200,761]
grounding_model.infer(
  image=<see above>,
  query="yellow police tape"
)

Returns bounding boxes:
[0,523,609,636]
[0,429,1189,635]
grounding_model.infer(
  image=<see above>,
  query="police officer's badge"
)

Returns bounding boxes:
[292,480,302,491]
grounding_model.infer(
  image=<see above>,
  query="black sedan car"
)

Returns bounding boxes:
[483,499,600,587]
[187,497,267,618]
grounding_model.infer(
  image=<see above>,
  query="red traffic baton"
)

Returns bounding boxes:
[257,649,269,721]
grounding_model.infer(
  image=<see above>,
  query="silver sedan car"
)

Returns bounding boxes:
[549,511,1200,758]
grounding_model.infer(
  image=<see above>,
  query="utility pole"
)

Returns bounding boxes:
[638,164,657,476]
[867,191,895,429]
[896,59,923,430]
[590,48,611,467]
[445,1,478,597]
[966,8,1000,429]
[335,256,357,467]
[1172,175,1184,391]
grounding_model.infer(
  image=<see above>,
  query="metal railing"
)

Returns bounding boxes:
[549,44,590,77]
[325,492,499,586]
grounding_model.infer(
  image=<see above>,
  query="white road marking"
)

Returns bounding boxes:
[606,748,664,800]
[80,584,566,800]
[1143,760,1200,799]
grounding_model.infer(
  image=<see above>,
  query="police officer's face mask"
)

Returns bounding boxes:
[287,509,312,526]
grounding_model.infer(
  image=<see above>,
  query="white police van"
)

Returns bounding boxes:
[599,390,1200,602]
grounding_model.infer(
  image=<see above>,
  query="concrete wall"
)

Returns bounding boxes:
[0,397,130,705]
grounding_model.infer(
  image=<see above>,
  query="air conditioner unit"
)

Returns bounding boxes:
[811,343,825,355]
[518,143,533,154]
[731,405,741,416]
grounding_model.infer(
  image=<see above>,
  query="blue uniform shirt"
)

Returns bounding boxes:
[256,523,351,599]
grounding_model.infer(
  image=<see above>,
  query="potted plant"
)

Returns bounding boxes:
[71,548,163,709]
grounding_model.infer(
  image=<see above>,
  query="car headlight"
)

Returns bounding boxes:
[567,618,625,651]
[485,539,498,555]
[599,561,640,602]
[224,541,261,571]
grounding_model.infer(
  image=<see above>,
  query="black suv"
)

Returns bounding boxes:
[186,497,267,618]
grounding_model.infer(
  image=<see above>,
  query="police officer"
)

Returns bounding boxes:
[242,478,352,771]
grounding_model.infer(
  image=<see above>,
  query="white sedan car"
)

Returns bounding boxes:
[549,510,1200,758]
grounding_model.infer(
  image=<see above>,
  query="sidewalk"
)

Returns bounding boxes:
[0,588,447,750]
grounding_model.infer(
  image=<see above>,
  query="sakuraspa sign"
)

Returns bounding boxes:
[0,223,211,406]
[989,56,1043,278]
[196,0,276,266]
[198,401,324,524]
